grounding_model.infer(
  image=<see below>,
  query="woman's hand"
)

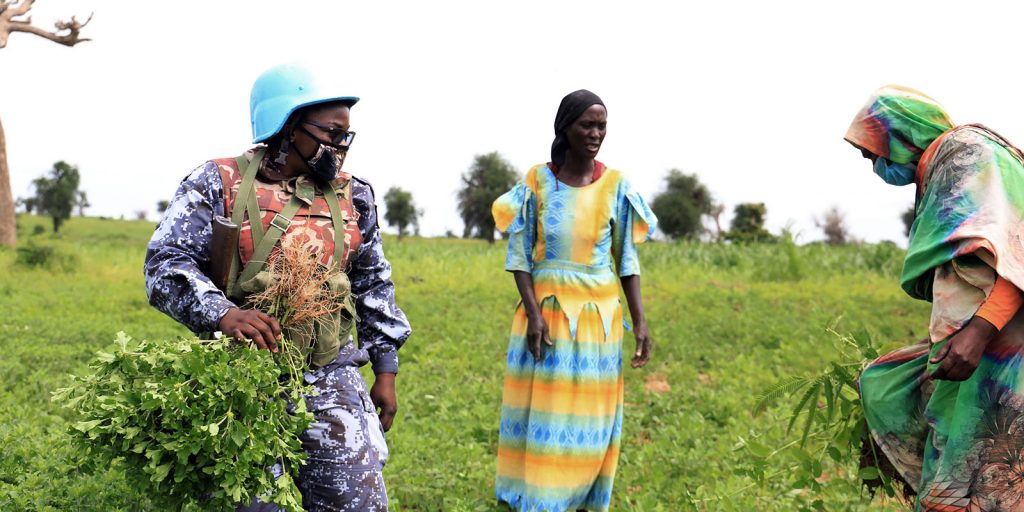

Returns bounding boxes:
[929,317,998,381]
[620,275,651,368]
[631,322,652,368]
[526,312,552,362]
[370,373,397,432]
[218,307,281,352]
[511,271,550,362]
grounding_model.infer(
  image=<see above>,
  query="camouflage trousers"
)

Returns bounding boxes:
[238,357,389,511]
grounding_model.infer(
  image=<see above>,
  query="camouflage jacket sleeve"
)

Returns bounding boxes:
[350,177,412,375]
[144,162,236,333]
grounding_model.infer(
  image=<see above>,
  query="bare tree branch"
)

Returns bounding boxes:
[5,0,33,18]
[0,0,92,48]
[0,0,92,246]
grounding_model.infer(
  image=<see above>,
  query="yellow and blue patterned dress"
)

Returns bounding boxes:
[491,162,656,512]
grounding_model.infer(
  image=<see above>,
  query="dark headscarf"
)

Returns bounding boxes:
[550,89,605,170]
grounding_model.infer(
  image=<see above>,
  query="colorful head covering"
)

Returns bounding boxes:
[844,85,954,165]
[550,89,605,170]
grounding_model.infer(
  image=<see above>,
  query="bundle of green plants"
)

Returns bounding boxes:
[53,333,310,511]
[53,240,349,511]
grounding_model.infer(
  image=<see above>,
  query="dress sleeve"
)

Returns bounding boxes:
[350,178,412,375]
[975,275,1023,330]
[612,178,658,277]
[492,182,536,273]
[144,162,236,333]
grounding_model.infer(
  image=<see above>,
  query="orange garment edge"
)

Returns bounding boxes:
[976,276,1024,330]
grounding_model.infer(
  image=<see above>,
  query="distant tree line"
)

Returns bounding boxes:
[15,154,903,246]
[441,155,872,245]
[647,169,780,243]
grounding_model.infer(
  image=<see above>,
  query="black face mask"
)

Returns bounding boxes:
[296,125,346,182]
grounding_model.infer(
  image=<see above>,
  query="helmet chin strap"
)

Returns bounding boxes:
[273,136,290,166]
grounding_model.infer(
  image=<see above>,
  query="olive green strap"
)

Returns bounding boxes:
[232,154,265,244]
[245,186,265,245]
[226,150,265,299]
[229,151,263,226]
[319,179,349,270]
[235,194,303,287]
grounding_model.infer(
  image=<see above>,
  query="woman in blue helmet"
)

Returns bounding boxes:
[144,63,411,511]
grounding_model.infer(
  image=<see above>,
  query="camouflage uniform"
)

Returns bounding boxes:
[144,152,411,511]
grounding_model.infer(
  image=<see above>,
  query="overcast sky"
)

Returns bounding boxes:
[3,0,1023,244]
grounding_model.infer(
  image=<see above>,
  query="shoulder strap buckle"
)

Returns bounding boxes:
[269,213,292,232]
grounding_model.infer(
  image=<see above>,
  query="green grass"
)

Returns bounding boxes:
[0,215,926,511]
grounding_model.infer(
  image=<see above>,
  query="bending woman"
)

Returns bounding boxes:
[848,85,1024,510]
[491,90,658,511]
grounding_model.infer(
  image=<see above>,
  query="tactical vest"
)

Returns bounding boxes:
[214,147,363,367]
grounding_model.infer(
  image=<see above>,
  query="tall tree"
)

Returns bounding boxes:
[32,160,80,233]
[457,152,518,243]
[0,0,91,246]
[650,169,713,240]
[156,200,170,214]
[383,187,421,240]
[726,202,775,243]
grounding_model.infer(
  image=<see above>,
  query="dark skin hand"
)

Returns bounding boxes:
[513,272,652,367]
[621,275,652,368]
[929,317,998,381]
[370,373,397,432]
[514,271,551,361]
[218,307,282,352]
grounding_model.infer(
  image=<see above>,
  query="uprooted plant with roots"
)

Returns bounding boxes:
[53,238,351,511]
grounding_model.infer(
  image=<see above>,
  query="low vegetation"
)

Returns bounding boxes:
[0,215,923,510]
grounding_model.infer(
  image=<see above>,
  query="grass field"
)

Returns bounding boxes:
[0,215,928,511]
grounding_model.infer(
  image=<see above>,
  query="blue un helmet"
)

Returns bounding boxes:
[249,63,359,143]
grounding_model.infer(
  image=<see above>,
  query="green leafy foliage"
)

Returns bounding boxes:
[383,187,422,239]
[456,151,518,243]
[15,239,79,271]
[739,325,904,510]
[650,169,713,240]
[30,161,81,233]
[52,333,312,511]
[726,202,776,243]
[1,214,922,510]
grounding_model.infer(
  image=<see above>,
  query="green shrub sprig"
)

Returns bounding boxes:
[53,332,312,511]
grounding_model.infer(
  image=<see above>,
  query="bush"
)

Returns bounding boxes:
[15,240,79,272]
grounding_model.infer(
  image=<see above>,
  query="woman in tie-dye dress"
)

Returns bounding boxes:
[490,90,657,512]
[848,86,1024,510]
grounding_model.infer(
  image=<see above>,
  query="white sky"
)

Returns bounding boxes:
[3,0,1024,244]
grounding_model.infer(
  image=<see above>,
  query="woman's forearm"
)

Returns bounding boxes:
[621,274,646,327]
[513,271,542,318]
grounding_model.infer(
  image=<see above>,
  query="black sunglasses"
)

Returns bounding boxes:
[301,120,356,147]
